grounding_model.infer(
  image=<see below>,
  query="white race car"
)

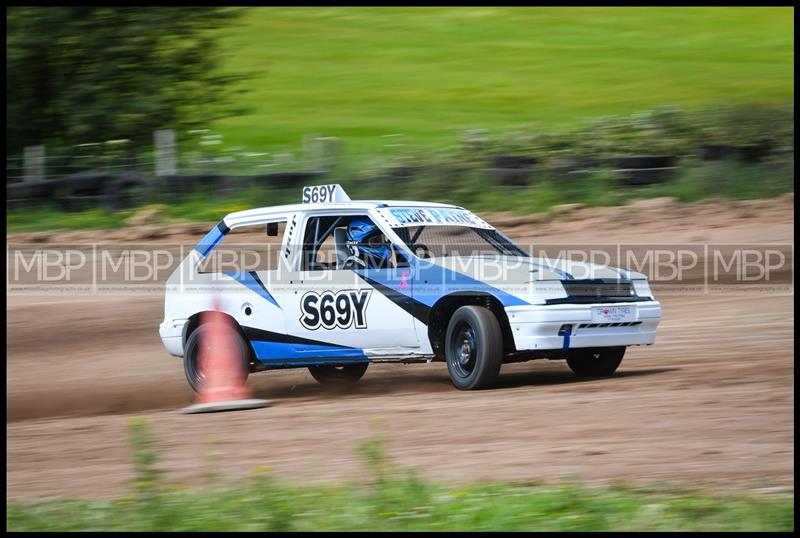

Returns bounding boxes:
[160,184,661,391]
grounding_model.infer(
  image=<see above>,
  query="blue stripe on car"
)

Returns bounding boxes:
[224,271,281,309]
[412,262,529,307]
[194,225,225,256]
[251,341,368,361]
[352,260,529,309]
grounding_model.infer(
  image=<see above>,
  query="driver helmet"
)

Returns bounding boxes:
[347,218,391,268]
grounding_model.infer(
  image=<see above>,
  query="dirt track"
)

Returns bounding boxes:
[6,195,794,500]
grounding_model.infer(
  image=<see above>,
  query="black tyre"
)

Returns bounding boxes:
[445,305,503,390]
[566,347,626,378]
[308,363,369,385]
[103,172,148,211]
[61,171,114,194]
[183,322,251,393]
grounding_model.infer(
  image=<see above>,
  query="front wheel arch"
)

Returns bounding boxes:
[427,293,515,360]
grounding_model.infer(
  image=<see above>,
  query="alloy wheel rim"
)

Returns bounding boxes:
[450,322,477,378]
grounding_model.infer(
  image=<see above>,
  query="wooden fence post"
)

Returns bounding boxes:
[23,145,45,182]
[155,129,177,176]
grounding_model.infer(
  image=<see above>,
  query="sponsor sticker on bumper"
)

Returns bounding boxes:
[591,305,636,323]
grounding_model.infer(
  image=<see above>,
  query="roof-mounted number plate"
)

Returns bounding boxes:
[302,184,351,204]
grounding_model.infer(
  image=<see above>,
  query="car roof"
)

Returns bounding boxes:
[223,200,462,228]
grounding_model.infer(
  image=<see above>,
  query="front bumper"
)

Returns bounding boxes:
[506,301,662,351]
[159,318,188,357]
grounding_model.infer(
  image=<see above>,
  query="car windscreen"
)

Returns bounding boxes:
[392,225,529,258]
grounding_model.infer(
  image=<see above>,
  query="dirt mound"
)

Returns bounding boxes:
[7,192,794,246]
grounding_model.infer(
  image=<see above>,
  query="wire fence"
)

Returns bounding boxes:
[6,134,342,184]
[6,125,794,215]
[6,155,157,183]
[5,130,347,213]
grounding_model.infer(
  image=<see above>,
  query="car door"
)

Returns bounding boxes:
[272,212,419,354]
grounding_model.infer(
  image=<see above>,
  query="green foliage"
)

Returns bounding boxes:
[478,103,794,162]
[6,481,794,531]
[6,205,135,233]
[692,102,795,148]
[6,7,245,154]
[127,417,163,497]
[5,425,794,531]
[7,426,799,531]
[357,417,394,488]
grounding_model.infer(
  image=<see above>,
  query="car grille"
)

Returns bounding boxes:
[578,321,642,328]
[562,280,635,298]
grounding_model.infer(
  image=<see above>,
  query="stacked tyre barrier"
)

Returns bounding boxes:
[486,155,539,188]
[6,170,328,213]
[153,171,326,197]
[611,155,679,187]
[548,157,600,180]
[483,154,682,188]
[6,171,149,212]
[697,143,773,162]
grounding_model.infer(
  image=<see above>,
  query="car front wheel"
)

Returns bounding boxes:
[444,305,503,390]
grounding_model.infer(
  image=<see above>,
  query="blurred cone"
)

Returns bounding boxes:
[196,309,249,403]
[179,299,272,414]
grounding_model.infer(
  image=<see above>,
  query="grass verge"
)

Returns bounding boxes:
[7,471,793,531]
[6,158,793,234]
[6,417,794,531]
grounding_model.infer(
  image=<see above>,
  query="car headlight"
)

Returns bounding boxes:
[632,279,653,298]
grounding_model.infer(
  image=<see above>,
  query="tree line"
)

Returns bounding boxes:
[6,7,245,155]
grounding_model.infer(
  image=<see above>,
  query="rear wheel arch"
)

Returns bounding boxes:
[427,293,515,359]
[183,311,256,366]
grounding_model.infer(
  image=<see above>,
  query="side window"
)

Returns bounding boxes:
[199,221,286,273]
[301,216,342,271]
[301,215,401,271]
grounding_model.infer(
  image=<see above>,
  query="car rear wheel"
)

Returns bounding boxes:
[445,305,503,390]
[308,363,369,385]
[183,322,250,393]
[566,347,626,378]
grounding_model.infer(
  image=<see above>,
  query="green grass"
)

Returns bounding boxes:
[7,416,792,531]
[6,206,136,233]
[207,7,793,157]
[6,474,794,531]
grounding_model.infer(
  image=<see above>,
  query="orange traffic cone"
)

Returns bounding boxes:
[179,300,272,414]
